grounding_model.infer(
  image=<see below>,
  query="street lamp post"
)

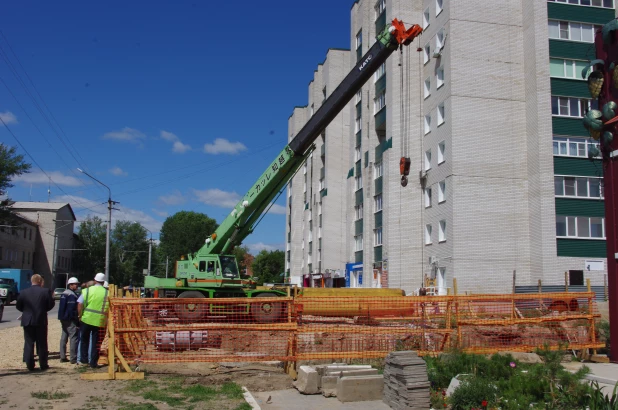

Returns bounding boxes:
[77,168,116,283]
[144,227,152,276]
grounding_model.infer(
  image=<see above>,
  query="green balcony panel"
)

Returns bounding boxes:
[547,2,615,25]
[552,117,587,137]
[320,144,325,157]
[356,102,362,118]
[320,167,325,179]
[347,167,354,179]
[356,130,362,146]
[304,203,309,210]
[374,138,392,163]
[375,74,386,94]
[374,246,383,262]
[555,197,605,217]
[375,107,386,131]
[375,176,383,195]
[320,188,328,198]
[365,151,369,168]
[355,251,363,263]
[554,156,604,177]
[375,11,386,33]
[557,238,606,258]
[355,219,364,235]
[549,40,592,60]
[375,210,383,228]
[355,189,364,205]
[355,160,362,176]
[551,78,590,98]
[375,145,383,163]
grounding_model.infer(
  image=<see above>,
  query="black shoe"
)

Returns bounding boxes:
[70,360,77,364]
[40,365,50,371]
[89,364,99,369]
[59,358,69,363]
[27,367,36,372]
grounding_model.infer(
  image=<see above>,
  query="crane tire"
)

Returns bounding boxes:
[175,291,208,321]
[251,293,285,323]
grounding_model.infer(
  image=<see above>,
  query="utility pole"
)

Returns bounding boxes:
[166,256,169,279]
[148,238,152,276]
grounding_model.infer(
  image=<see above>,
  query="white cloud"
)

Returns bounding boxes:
[151,208,169,218]
[109,166,128,176]
[203,138,247,155]
[54,195,163,233]
[267,204,287,215]
[245,242,285,254]
[192,188,240,208]
[0,111,17,125]
[102,127,146,143]
[15,170,83,187]
[158,190,187,206]
[160,130,191,153]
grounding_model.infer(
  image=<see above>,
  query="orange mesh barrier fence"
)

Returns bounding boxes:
[108,292,603,366]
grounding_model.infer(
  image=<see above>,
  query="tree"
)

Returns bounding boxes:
[0,143,31,223]
[232,245,252,277]
[72,216,106,282]
[251,250,285,285]
[159,211,218,263]
[111,221,149,287]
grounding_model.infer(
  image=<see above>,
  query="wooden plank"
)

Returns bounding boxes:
[296,351,389,360]
[115,372,145,380]
[80,373,114,380]
[115,347,132,373]
[457,314,600,326]
[115,323,299,332]
[298,288,404,297]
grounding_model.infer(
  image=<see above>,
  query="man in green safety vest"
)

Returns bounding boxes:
[77,273,108,368]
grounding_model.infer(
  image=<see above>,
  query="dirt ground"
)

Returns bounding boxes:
[0,321,293,410]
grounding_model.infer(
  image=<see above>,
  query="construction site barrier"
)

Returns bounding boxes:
[84,290,604,380]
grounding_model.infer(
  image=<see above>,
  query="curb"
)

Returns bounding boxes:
[242,386,261,410]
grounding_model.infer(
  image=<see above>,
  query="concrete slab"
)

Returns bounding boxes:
[252,388,390,410]
[337,375,384,403]
[322,375,338,397]
[294,365,320,394]
[325,369,379,377]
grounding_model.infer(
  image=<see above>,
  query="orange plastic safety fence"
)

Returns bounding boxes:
[108,292,603,364]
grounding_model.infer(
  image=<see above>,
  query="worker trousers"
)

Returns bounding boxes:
[79,322,102,368]
[23,325,48,370]
[59,320,79,363]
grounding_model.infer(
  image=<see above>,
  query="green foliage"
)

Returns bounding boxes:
[72,216,107,282]
[159,211,218,263]
[111,221,150,287]
[234,404,252,410]
[220,382,244,399]
[118,405,158,410]
[587,381,618,410]
[598,320,611,353]
[30,391,72,400]
[0,143,31,223]
[449,377,498,410]
[142,390,184,406]
[251,250,285,285]
[232,246,252,276]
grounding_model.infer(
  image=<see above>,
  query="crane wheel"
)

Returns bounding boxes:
[251,293,285,323]
[175,291,208,321]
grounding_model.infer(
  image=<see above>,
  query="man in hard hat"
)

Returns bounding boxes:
[16,274,55,371]
[77,273,109,368]
[58,277,80,364]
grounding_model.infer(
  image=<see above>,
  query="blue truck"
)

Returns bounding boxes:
[0,269,33,304]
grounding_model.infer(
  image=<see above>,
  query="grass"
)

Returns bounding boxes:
[142,390,184,407]
[124,379,157,392]
[234,404,252,410]
[31,391,72,400]
[118,404,159,410]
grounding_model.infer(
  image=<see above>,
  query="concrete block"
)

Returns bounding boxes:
[293,365,320,394]
[336,375,384,403]
[321,375,339,397]
[325,369,379,377]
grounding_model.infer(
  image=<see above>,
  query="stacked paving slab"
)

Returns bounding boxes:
[293,363,383,402]
[383,351,431,410]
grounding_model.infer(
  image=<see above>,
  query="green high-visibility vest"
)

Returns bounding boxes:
[81,285,109,327]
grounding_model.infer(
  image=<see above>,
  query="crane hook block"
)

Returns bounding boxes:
[400,157,411,176]
[401,175,409,187]
[391,19,423,46]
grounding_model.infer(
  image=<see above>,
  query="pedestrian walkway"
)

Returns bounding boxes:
[250,389,391,410]
[563,361,618,396]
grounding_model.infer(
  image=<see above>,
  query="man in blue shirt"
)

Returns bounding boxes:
[58,277,80,364]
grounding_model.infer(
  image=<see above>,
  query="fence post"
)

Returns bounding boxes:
[511,270,516,320]
[565,271,569,293]
[453,278,461,348]
[587,278,597,355]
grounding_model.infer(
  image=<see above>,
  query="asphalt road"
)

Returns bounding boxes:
[0,301,60,330]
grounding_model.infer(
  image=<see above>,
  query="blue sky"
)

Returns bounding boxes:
[0,0,353,254]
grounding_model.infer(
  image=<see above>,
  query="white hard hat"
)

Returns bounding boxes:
[67,277,79,285]
[94,272,105,282]
[103,281,109,288]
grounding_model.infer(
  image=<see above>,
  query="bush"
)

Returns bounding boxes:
[448,377,498,410]
[587,381,618,410]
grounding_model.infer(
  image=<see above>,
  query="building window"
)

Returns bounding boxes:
[548,20,601,43]
[29,229,32,240]
[424,187,432,208]
[374,227,383,246]
[355,234,364,251]
[424,78,431,99]
[355,90,362,104]
[374,90,386,114]
[375,0,385,19]
[425,224,432,245]
[355,115,362,133]
[438,180,446,203]
[549,58,589,80]
[374,62,386,81]
[356,30,362,51]
[437,103,445,125]
[553,136,600,158]
[438,141,445,164]
[374,194,383,212]
[548,0,613,7]
[355,146,362,161]
[23,228,26,238]
[551,96,596,118]
[374,161,383,179]
[439,220,446,242]
[310,103,314,117]
[436,0,444,15]
[424,114,431,134]
[437,67,444,88]
[355,175,363,191]
[355,203,364,220]
[425,149,432,171]
[554,176,603,198]
[423,7,430,29]
[556,215,605,238]
[423,44,430,64]
[435,29,445,52]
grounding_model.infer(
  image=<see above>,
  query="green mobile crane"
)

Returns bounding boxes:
[145,19,422,322]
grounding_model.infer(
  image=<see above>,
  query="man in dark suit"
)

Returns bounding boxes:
[16,274,55,371]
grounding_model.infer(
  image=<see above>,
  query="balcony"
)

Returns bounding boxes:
[375,11,387,33]
[375,107,386,133]
[355,251,363,263]
[355,219,364,235]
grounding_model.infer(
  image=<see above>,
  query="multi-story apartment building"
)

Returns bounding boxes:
[287,0,616,295]
[0,214,37,270]
[286,49,351,285]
